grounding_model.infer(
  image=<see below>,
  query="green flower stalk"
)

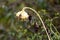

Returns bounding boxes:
[16,7,51,40]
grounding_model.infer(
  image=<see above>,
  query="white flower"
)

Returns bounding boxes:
[16,10,29,20]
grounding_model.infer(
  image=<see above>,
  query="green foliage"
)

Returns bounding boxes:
[0,0,60,40]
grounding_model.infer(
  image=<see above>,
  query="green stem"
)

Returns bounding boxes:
[22,7,51,40]
[51,18,60,34]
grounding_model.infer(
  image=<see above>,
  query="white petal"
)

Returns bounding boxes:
[16,11,21,17]
[21,11,29,19]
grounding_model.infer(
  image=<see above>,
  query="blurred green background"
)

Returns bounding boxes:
[0,0,60,40]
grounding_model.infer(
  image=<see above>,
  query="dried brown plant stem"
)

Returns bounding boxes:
[22,7,51,40]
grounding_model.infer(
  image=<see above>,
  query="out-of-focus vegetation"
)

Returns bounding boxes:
[0,0,60,40]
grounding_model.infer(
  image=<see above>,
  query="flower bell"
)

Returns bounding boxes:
[16,10,29,20]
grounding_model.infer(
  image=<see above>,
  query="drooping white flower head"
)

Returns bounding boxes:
[16,10,29,19]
